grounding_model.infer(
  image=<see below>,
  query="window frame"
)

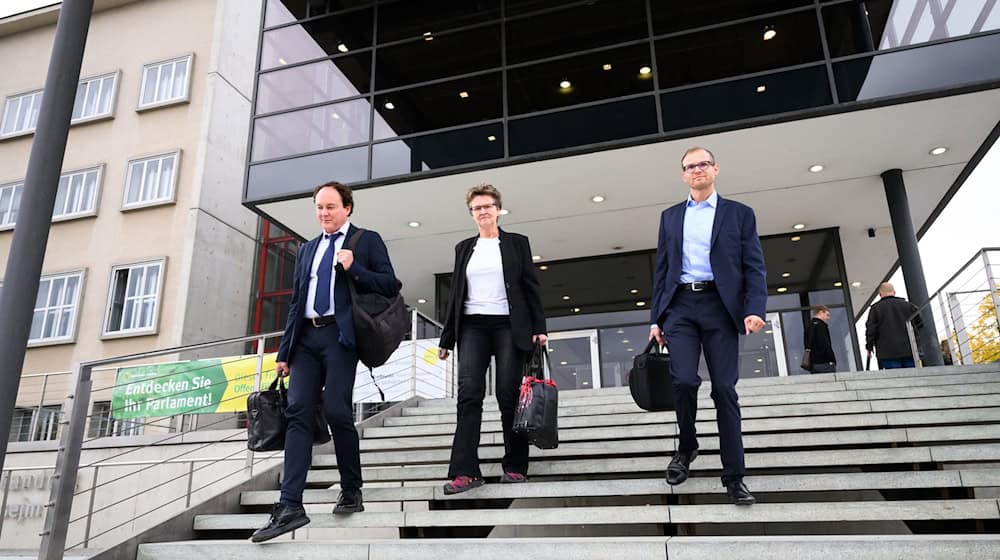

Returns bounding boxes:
[27,269,87,347]
[52,164,104,222]
[0,88,43,139]
[121,150,181,211]
[71,71,121,125]
[137,54,195,111]
[102,258,167,338]
[0,181,24,231]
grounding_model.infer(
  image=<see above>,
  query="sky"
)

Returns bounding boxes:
[0,0,58,19]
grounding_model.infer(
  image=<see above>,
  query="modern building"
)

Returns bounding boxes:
[0,0,262,441]
[244,0,1000,388]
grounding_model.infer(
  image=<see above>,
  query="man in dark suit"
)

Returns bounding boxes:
[649,147,767,506]
[252,181,400,543]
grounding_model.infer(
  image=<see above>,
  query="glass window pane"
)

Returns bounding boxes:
[172,60,188,99]
[65,275,79,303]
[655,10,824,89]
[0,187,12,224]
[505,0,581,17]
[29,311,44,340]
[780,310,807,375]
[158,156,175,199]
[872,0,999,50]
[144,265,160,296]
[35,279,50,308]
[43,310,58,338]
[506,0,646,64]
[82,171,98,212]
[265,0,303,27]
[72,83,86,120]
[256,54,371,114]
[252,98,371,161]
[99,76,115,114]
[260,9,375,70]
[156,63,173,102]
[377,0,500,44]
[127,162,144,204]
[54,176,70,216]
[509,96,658,156]
[2,100,16,134]
[661,65,831,131]
[139,298,154,328]
[246,145,369,201]
[125,269,141,298]
[58,308,73,337]
[142,66,159,105]
[47,278,64,307]
[374,25,500,90]
[373,72,502,139]
[371,123,503,179]
[651,0,813,35]
[507,44,654,115]
[83,81,99,117]
[67,174,83,212]
[599,324,650,388]
[122,299,135,329]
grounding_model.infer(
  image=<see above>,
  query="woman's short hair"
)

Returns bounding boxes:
[812,304,830,315]
[465,184,502,210]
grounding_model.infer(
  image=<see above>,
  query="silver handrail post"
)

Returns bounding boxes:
[246,334,267,473]
[905,322,922,368]
[410,309,419,399]
[0,470,11,539]
[982,251,1000,340]
[38,362,93,560]
[82,465,99,548]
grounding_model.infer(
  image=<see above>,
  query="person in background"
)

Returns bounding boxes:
[865,282,920,369]
[804,304,836,373]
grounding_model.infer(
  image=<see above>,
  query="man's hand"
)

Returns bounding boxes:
[337,249,354,270]
[532,334,548,345]
[275,361,290,377]
[650,326,664,346]
[744,315,765,334]
[438,348,450,360]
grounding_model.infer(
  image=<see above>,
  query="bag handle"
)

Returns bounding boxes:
[267,377,287,394]
[526,340,553,381]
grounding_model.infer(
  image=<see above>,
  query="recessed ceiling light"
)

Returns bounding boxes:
[560,361,568,365]
[754,369,761,373]
[539,265,548,270]
[407,221,420,228]
[384,101,395,110]
[559,80,572,89]
[781,272,791,278]
[423,31,433,41]
[337,43,348,53]
[763,26,777,41]
[630,288,638,294]
[929,146,948,155]
[417,298,427,304]
[487,135,497,142]
[591,195,606,203]
[278,58,288,65]
[756,85,766,93]
[459,91,469,98]
[776,287,788,293]
[616,329,624,334]
[532,255,542,261]
[622,339,630,344]
[331,112,341,119]
[791,236,801,242]
[572,307,581,313]
[756,358,763,362]
[636,301,646,307]
[562,295,571,300]
[851,281,862,287]
[809,164,824,173]
[793,223,806,230]
[602,63,612,71]
[498,208,509,215]
[627,348,634,352]
[833,281,843,287]
[638,66,652,75]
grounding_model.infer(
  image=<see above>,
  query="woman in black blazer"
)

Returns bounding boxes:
[437,184,548,494]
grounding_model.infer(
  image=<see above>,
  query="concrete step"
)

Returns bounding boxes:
[193,499,1000,531]
[301,444,1000,485]
[242,468,1000,505]
[137,535,1000,560]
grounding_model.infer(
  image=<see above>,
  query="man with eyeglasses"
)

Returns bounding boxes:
[649,147,767,506]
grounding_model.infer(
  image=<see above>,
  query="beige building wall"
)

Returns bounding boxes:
[0,0,261,412]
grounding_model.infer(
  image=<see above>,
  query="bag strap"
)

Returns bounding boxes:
[368,367,385,402]
[340,227,386,401]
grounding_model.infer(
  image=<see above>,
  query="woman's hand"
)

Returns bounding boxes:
[438,348,451,360]
[532,334,548,345]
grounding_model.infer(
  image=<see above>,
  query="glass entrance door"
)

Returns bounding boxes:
[546,330,601,391]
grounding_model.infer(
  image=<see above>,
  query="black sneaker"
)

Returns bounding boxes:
[250,503,310,543]
[333,489,364,513]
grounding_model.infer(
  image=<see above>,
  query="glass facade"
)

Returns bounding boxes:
[249,0,1000,199]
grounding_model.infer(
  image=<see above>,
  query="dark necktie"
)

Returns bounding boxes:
[313,231,342,316]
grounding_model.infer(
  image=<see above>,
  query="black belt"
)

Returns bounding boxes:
[306,315,337,327]
[679,281,716,292]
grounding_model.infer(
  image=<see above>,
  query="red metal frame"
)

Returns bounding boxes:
[251,221,300,352]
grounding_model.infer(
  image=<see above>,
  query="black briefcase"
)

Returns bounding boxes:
[247,378,331,451]
[628,341,675,412]
[513,342,559,449]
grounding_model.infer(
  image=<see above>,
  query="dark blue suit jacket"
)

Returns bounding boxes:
[277,224,399,365]
[650,195,767,333]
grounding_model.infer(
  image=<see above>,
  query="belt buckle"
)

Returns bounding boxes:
[691,281,706,292]
[311,317,321,327]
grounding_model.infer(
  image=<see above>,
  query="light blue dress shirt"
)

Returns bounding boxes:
[680,190,717,283]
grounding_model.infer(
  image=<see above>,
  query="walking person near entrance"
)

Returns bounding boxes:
[252,181,400,543]
[865,282,920,369]
[804,305,836,373]
[438,184,548,494]
[649,147,767,506]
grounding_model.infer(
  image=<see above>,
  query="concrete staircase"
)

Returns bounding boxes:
[137,365,1000,559]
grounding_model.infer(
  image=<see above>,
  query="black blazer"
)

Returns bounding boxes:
[439,229,547,352]
[805,318,836,364]
[277,224,399,365]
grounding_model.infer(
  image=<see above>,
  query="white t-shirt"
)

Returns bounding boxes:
[463,237,509,315]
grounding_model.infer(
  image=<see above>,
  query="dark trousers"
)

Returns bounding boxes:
[663,289,746,484]
[280,322,360,506]
[448,315,528,478]
[812,361,836,373]
[879,357,915,369]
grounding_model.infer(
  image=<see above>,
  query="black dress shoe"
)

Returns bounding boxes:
[333,489,364,513]
[250,503,310,543]
[726,480,756,506]
[666,450,698,485]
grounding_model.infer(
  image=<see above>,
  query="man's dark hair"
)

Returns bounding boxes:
[681,146,717,167]
[313,181,353,216]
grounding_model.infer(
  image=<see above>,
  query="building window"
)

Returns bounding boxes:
[138,55,193,109]
[72,72,118,122]
[1,90,42,136]
[104,260,164,335]
[8,406,61,442]
[0,182,22,229]
[29,271,84,344]
[88,401,144,437]
[54,167,102,220]
[122,152,179,209]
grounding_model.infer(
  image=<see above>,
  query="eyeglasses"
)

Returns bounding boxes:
[682,160,715,173]
[469,203,497,214]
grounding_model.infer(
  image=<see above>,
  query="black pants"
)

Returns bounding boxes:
[280,322,360,506]
[448,314,529,478]
[811,361,836,373]
[663,289,746,485]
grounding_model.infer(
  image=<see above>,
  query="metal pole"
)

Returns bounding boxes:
[0,471,11,539]
[38,363,94,560]
[185,461,195,508]
[246,335,266,473]
[82,465,98,548]
[981,252,1000,339]
[0,0,94,476]
[880,169,944,366]
[410,309,418,398]
[855,1,876,51]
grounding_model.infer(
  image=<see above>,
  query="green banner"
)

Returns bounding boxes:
[111,354,278,419]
